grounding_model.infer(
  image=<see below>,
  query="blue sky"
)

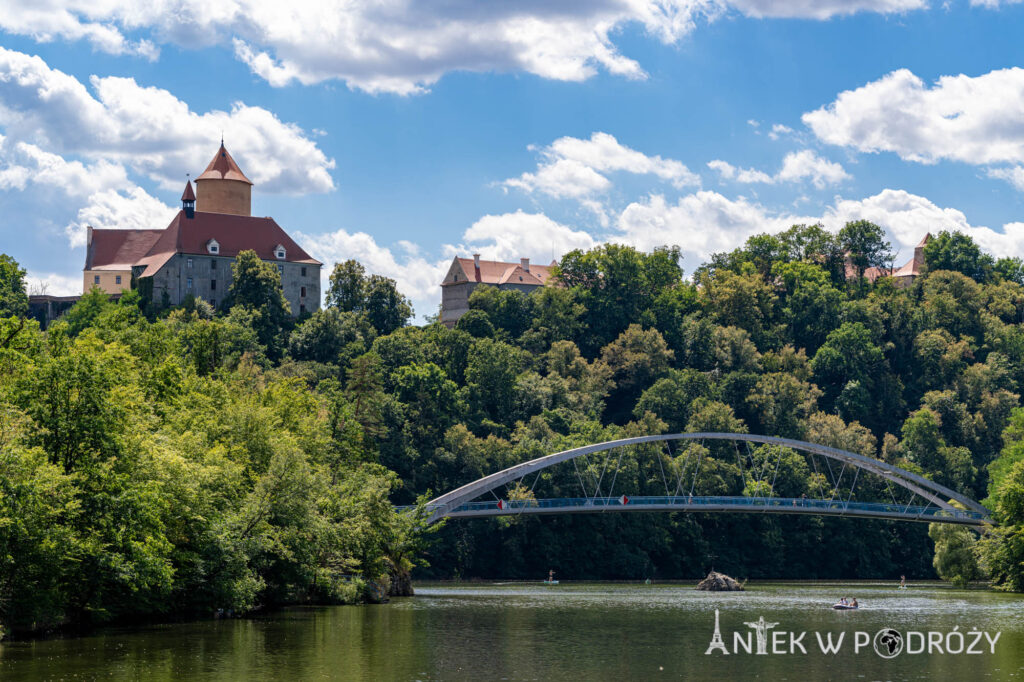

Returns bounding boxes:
[4,1,1024,318]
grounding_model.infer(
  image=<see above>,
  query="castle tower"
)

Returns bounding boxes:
[195,142,253,216]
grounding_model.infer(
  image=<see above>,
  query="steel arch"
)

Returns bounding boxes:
[424,432,991,523]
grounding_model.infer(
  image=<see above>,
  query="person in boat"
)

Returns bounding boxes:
[850,598,858,608]
[900,575,906,588]
[547,570,555,583]
[838,597,847,606]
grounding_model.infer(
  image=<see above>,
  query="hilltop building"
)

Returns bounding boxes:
[440,254,556,327]
[83,143,321,315]
[847,233,931,287]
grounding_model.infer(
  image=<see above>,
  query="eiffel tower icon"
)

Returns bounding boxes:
[705,609,729,655]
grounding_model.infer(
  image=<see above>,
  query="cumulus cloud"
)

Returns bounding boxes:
[821,188,1024,258]
[297,227,450,319]
[505,132,700,200]
[0,1,928,94]
[708,150,848,188]
[0,46,334,193]
[987,166,1024,192]
[616,191,814,263]
[64,186,176,247]
[459,210,598,261]
[24,269,82,296]
[300,210,594,320]
[804,67,1024,167]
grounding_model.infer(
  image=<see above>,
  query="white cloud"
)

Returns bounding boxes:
[505,132,699,200]
[987,166,1024,192]
[0,137,128,196]
[24,270,81,296]
[64,186,176,247]
[768,123,794,140]
[300,210,595,320]
[0,46,334,194]
[708,150,848,188]
[804,67,1024,166]
[0,1,927,95]
[821,188,1024,258]
[616,191,813,262]
[298,228,450,319]
[615,186,1024,269]
[730,0,925,18]
[460,210,597,262]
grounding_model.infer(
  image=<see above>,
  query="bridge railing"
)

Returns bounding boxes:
[397,495,989,523]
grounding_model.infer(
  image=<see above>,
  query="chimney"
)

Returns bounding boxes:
[473,253,481,269]
[521,257,530,272]
[87,225,93,246]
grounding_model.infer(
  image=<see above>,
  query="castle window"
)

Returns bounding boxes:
[187,278,193,290]
[94,275,100,285]
[300,304,306,314]
[187,258,193,268]
[278,265,284,275]
[207,239,219,255]
[275,244,286,260]
[211,279,217,291]
[115,275,122,285]
[211,259,217,269]
[300,286,306,297]
[301,266,307,277]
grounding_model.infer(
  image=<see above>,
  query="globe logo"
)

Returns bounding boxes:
[873,628,904,658]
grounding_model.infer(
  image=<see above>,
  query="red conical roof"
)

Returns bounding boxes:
[196,142,253,184]
[181,179,196,201]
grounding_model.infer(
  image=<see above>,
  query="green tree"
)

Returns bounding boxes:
[327,259,368,311]
[923,231,994,282]
[288,308,370,365]
[0,254,28,318]
[928,512,980,587]
[228,250,291,359]
[839,220,892,283]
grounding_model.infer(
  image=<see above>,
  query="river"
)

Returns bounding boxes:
[1,582,1021,680]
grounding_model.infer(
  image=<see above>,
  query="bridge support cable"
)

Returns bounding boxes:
[657,443,671,497]
[603,449,626,511]
[763,446,784,509]
[844,467,861,511]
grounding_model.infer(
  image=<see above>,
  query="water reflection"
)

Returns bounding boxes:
[1,582,1021,680]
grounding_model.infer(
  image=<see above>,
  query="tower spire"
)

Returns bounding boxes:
[181,174,196,218]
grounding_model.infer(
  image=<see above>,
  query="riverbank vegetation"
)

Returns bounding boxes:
[4,224,1024,634]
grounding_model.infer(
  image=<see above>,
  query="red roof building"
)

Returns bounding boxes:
[82,144,322,316]
[440,254,556,326]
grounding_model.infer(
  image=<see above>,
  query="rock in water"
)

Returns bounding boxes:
[696,571,744,591]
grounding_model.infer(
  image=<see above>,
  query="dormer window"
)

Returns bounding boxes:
[207,238,220,255]
[275,244,286,260]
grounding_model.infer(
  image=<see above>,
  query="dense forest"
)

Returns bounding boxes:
[3,221,1024,636]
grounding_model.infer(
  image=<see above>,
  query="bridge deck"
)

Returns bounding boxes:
[400,495,991,526]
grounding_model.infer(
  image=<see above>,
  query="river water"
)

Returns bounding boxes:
[1,582,1021,680]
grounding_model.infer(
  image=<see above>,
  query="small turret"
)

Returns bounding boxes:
[181,178,196,219]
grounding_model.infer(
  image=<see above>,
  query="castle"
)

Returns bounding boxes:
[83,143,321,315]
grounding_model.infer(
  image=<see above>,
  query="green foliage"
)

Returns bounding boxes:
[228,250,292,359]
[923,231,994,282]
[0,253,28,318]
[838,220,893,283]
[928,514,980,587]
[327,259,412,335]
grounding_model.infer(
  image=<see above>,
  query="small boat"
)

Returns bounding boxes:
[543,580,559,585]
[832,603,858,610]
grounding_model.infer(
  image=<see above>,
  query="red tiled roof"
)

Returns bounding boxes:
[196,143,252,185]
[181,179,196,201]
[86,229,164,270]
[447,257,556,286]
[137,210,320,277]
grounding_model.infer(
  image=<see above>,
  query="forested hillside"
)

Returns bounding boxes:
[3,222,1024,636]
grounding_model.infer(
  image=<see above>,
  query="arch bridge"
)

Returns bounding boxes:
[408,433,992,528]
